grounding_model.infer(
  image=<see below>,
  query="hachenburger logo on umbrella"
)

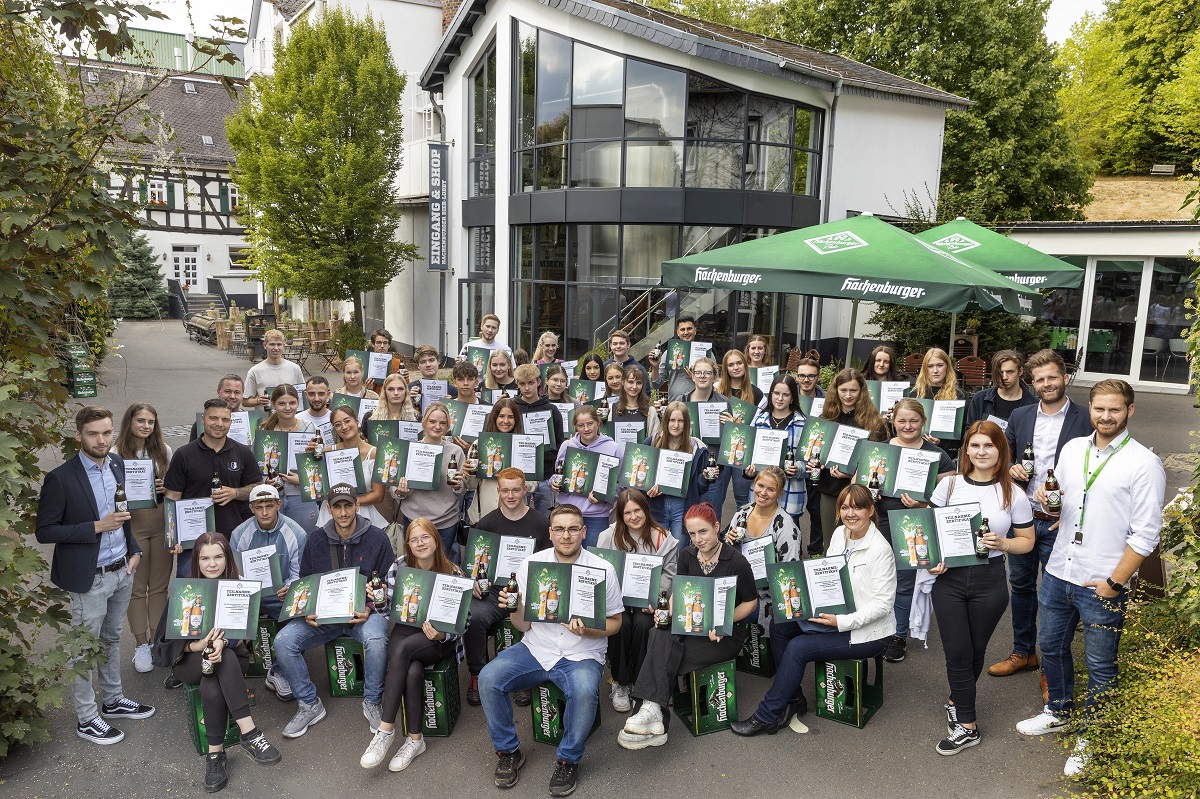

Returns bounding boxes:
[805,231,870,255]
[930,233,981,253]
[1003,274,1049,286]
[840,277,927,301]
[693,267,763,286]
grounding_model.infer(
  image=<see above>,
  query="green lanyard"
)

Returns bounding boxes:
[1075,434,1131,544]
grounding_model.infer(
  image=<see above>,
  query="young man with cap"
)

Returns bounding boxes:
[271,484,394,739]
[230,484,309,700]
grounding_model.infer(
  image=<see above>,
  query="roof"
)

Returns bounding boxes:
[272,0,309,22]
[422,0,972,109]
[1004,220,1200,233]
[92,27,246,78]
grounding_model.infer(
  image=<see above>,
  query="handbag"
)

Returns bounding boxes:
[383,501,406,559]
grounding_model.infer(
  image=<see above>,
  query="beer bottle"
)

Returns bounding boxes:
[312,429,325,460]
[505,572,520,611]
[1021,443,1035,477]
[784,446,796,471]
[475,560,491,595]
[448,453,459,484]
[189,596,204,636]
[787,578,802,618]
[538,587,548,620]
[1045,469,1062,513]
[406,583,420,623]
[975,517,991,559]
[210,467,222,494]
[546,579,559,621]
[690,592,704,632]
[552,461,564,490]
[867,468,881,502]
[114,482,128,514]
[201,644,215,676]
[467,441,479,471]
[654,590,671,629]
[368,571,388,609]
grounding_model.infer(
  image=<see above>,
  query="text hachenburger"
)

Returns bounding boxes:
[840,277,926,301]
[693,267,763,287]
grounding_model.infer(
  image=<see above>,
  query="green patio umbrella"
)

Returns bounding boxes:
[661,214,1043,359]
[916,217,1084,290]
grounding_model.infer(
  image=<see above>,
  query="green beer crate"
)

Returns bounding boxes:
[673,659,737,736]
[326,637,365,698]
[814,655,884,728]
[401,656,461,738]
[736,623,775,678]
[69,383,99,399]
[185,683,239,756]
[491,618,523,658]
[245,617,279,678]
[67,368,97,384]
[530,681,601,746]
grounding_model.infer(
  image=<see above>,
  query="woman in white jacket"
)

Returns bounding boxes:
[731,483,896,735]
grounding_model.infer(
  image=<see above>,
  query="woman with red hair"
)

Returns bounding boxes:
[617,503,759,750]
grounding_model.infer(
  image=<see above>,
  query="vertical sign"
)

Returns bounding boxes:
[428,142,449,271]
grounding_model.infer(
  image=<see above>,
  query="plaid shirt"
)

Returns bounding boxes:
[750,408,808,516]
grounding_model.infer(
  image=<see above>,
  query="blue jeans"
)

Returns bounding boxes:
[583,516,609,549]
[1038,571,1126,718]
[478,642,603,763]
[1007,517,1057,655]
[756,620,888,723]
[532,480,555,516]
[658,495,686,543]
[282,494,320,533]
[893,569,916,638]
[700,466,752,521]
[272,612,389,706]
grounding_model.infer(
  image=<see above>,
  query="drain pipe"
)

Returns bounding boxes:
[814,76,842,353]
[430,92,449,359]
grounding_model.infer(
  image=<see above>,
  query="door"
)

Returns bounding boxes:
[459,278,495,353]
[172,245,200,291]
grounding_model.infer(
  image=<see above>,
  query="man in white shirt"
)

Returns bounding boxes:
[1016,379,1165,778]
[458,313,512,361]
[297,376,334,444]
[244,329,305,408]
[479,504,621,797]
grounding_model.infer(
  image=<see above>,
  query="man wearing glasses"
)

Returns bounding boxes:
[794,358,826,557]
[479,505,623,797]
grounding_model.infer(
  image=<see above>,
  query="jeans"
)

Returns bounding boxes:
[380,625,455,730]
[272,612,389,706]
[69,568,134,723]
[656,495,686,543]
[755,620,888,724]
[282,494,320,533]
[893,569,917,638]
[532,480,555,516]
[805,480,824,556]
[478,642,603,764]
[930,557,1009,724]
[1007,518,1057,655]
[1038,571,1126,718]
[701,467,752,522]
[582,516,609,549]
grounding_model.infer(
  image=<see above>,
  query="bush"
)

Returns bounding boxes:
[328,319,368,362]
[867,304,1049,357]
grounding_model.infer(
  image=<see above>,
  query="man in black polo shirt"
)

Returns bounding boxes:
[165,398,262,577]
[463,468,550,708]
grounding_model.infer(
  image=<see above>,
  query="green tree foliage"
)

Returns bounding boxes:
[226,8,416,328]
[866,305,1048,358]
[109,232,168,318]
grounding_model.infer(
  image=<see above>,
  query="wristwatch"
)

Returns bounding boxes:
[1105,577,1122,592]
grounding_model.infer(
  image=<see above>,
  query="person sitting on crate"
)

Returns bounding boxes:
[482,504,622,798]
[618,502,758,750]
[152,533,281,793]
[360,518,464,773]
[731,484,896,736]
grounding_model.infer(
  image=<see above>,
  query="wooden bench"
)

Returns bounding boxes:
[1150,164,1176,177]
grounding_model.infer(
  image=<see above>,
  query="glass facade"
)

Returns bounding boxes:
[469,44,497,198]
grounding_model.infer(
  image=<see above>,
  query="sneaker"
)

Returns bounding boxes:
[204,751,228,792]
[988,652,1039,676]
[549,759,580,797]
[494,749,526,789]
[132,644,154,673]
[239,729,281,765]
[467,674,481,706]
[164,673,183,690]
[363,700,382,731]
[513,687,531,707]
[282,699,327,738]
[265,669,293,701]
[623,701,664,736]
[1064,738,1089,777]
[1016,706,1067,736]
[76,717,123,745]
[616,728,668,750]
[101,697,155,720]
[936,723,981,756]
[388,737,426,772]
[882,635,907,663]
[944,701,959,735]
[360,729,395,769]
[610,682,632,713]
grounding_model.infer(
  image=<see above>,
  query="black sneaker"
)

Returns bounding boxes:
[494,749,526,789]
[936,723,981,756]
[513,688,532,707]
[467,674,481,706]
[76,717,123,745]
[944,701,958,735]
[101,697,156,720]
[204,751,228,792]
[164,673,184,690]
[240,729,282,765]
[550,760,579,797]
[883,635,907,663]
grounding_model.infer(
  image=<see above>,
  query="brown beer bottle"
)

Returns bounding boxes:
[114,483,128,514]
[201,644,215,676]
[655,590,671,629]
[505,572,520,610]
[1045,469,1062,513]
[975,517,991,559]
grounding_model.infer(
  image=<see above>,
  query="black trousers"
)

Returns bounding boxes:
[630,626,747,730]
[463,590,507,676]
[177,647,252,747]
[380,625,456,731]
[805,479,824,556]
[608,607,656,686]
[930,556,1009,724]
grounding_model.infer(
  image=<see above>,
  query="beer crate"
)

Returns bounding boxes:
[185,683,240,756]
[245,617,279,678]
[530,680,601,746]
[736,623,775,678]
[325,637,365,698]
[401,656,461,738]
[69,383,98,399]
[673,659,737,736]
[67,368,97,385]
[491,618,523,658]
[814,655,884,728]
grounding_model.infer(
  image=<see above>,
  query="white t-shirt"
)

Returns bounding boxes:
[297,409,333,443]
[931,475,1035,559]
[517,547,622,670]
[245,359,305,398]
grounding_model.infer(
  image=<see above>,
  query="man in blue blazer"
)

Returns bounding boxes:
[36,405,155,745]
[992,351,1094,678]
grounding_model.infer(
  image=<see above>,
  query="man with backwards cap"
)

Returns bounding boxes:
[270,484,395,740]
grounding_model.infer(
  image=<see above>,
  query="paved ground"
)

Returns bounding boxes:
[5,319,1196,798]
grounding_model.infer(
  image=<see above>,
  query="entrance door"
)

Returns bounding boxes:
[459,278,495,353]
[172,245,200,291]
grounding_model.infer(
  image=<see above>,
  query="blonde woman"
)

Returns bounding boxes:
[340,355,380,400]
[482,348,518,395]
[372,373,420,423]
[532,332,563,365]
[908,348,965,402]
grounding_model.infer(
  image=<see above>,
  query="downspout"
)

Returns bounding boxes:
[814,76,842,353]
[431,92,449,359]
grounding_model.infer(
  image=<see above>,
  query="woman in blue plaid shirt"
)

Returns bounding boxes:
[746,374,809,526]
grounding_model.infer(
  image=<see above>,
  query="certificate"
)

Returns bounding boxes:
[886,503,983,570]
[315,569,357,621]
[656,449,692,493]
[985,414,1009,432]
[593,455,620,500]
[420,379,451,413]
[893,448,943,496]
[166,497,215,550]
[512,434,542,477]
[740,535,777,587]
[366,351,392,381]
[610,420,646,444]
[165,578,261,639]
[689,341,713,366]
[227,411,255,446]
[867,380,909,412]
[425,574,474,632]
[459,403,492,440]
[713,576,737,631]
[936,504,980,559]
[551,403,574,438]
[522,410,555,446]
[238,545,282,590]
[497,536,536,580]
[324,448,365,491]
[752,429,788,467]
[752,366,779,395]
[213,579,259,632]
[523,562,606,629]
[826,425,870,470]
[621,553,664,604]
[805,556,849,611]
[123,458,157,509]
[404,441,441,485]
[688,401,725,444]
[920,399,966,439]
[571,566,605,621]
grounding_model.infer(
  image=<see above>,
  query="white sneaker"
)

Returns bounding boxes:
[360,729,394,769]
[388,737,426,772]
[1016,706,1067,736]
[610,682,632,713]
[623,701,664,736]
[1064,738,1089,777]
[132,644,153,673]
[616,728,667,750]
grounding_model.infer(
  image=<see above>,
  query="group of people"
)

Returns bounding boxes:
[35,311,1165,794]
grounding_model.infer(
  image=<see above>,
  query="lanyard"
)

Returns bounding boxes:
[1075,434,1131,544]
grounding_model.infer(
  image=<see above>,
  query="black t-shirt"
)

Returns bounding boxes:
[991,394,1023,421]
[677,544,758,610]
[163,437,262,535]
[473,508,552,553]
[875,440,956,543]
[818,411,886,496]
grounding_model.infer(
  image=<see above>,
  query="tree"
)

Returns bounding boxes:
[226,8,416,327]
[109,232,168,318]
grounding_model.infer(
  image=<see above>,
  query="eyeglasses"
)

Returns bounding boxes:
[550,525,586,536]
[692,370,714,378]
[797,373,818,380]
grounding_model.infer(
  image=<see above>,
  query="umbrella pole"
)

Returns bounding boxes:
[845,300,859,365]
[949,312,957,352]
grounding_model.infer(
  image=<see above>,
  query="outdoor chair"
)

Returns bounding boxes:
[902,353,924,375]
[1142,337,1166,379]
[957,355,989,395]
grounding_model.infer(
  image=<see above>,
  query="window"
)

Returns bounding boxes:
[228,184,239,211]
[183,82,197,94]
[87,71,99,83]
[469,44,497,198]
[201,135,215,146]
[148,179,168,206]
[228,247,252,269]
